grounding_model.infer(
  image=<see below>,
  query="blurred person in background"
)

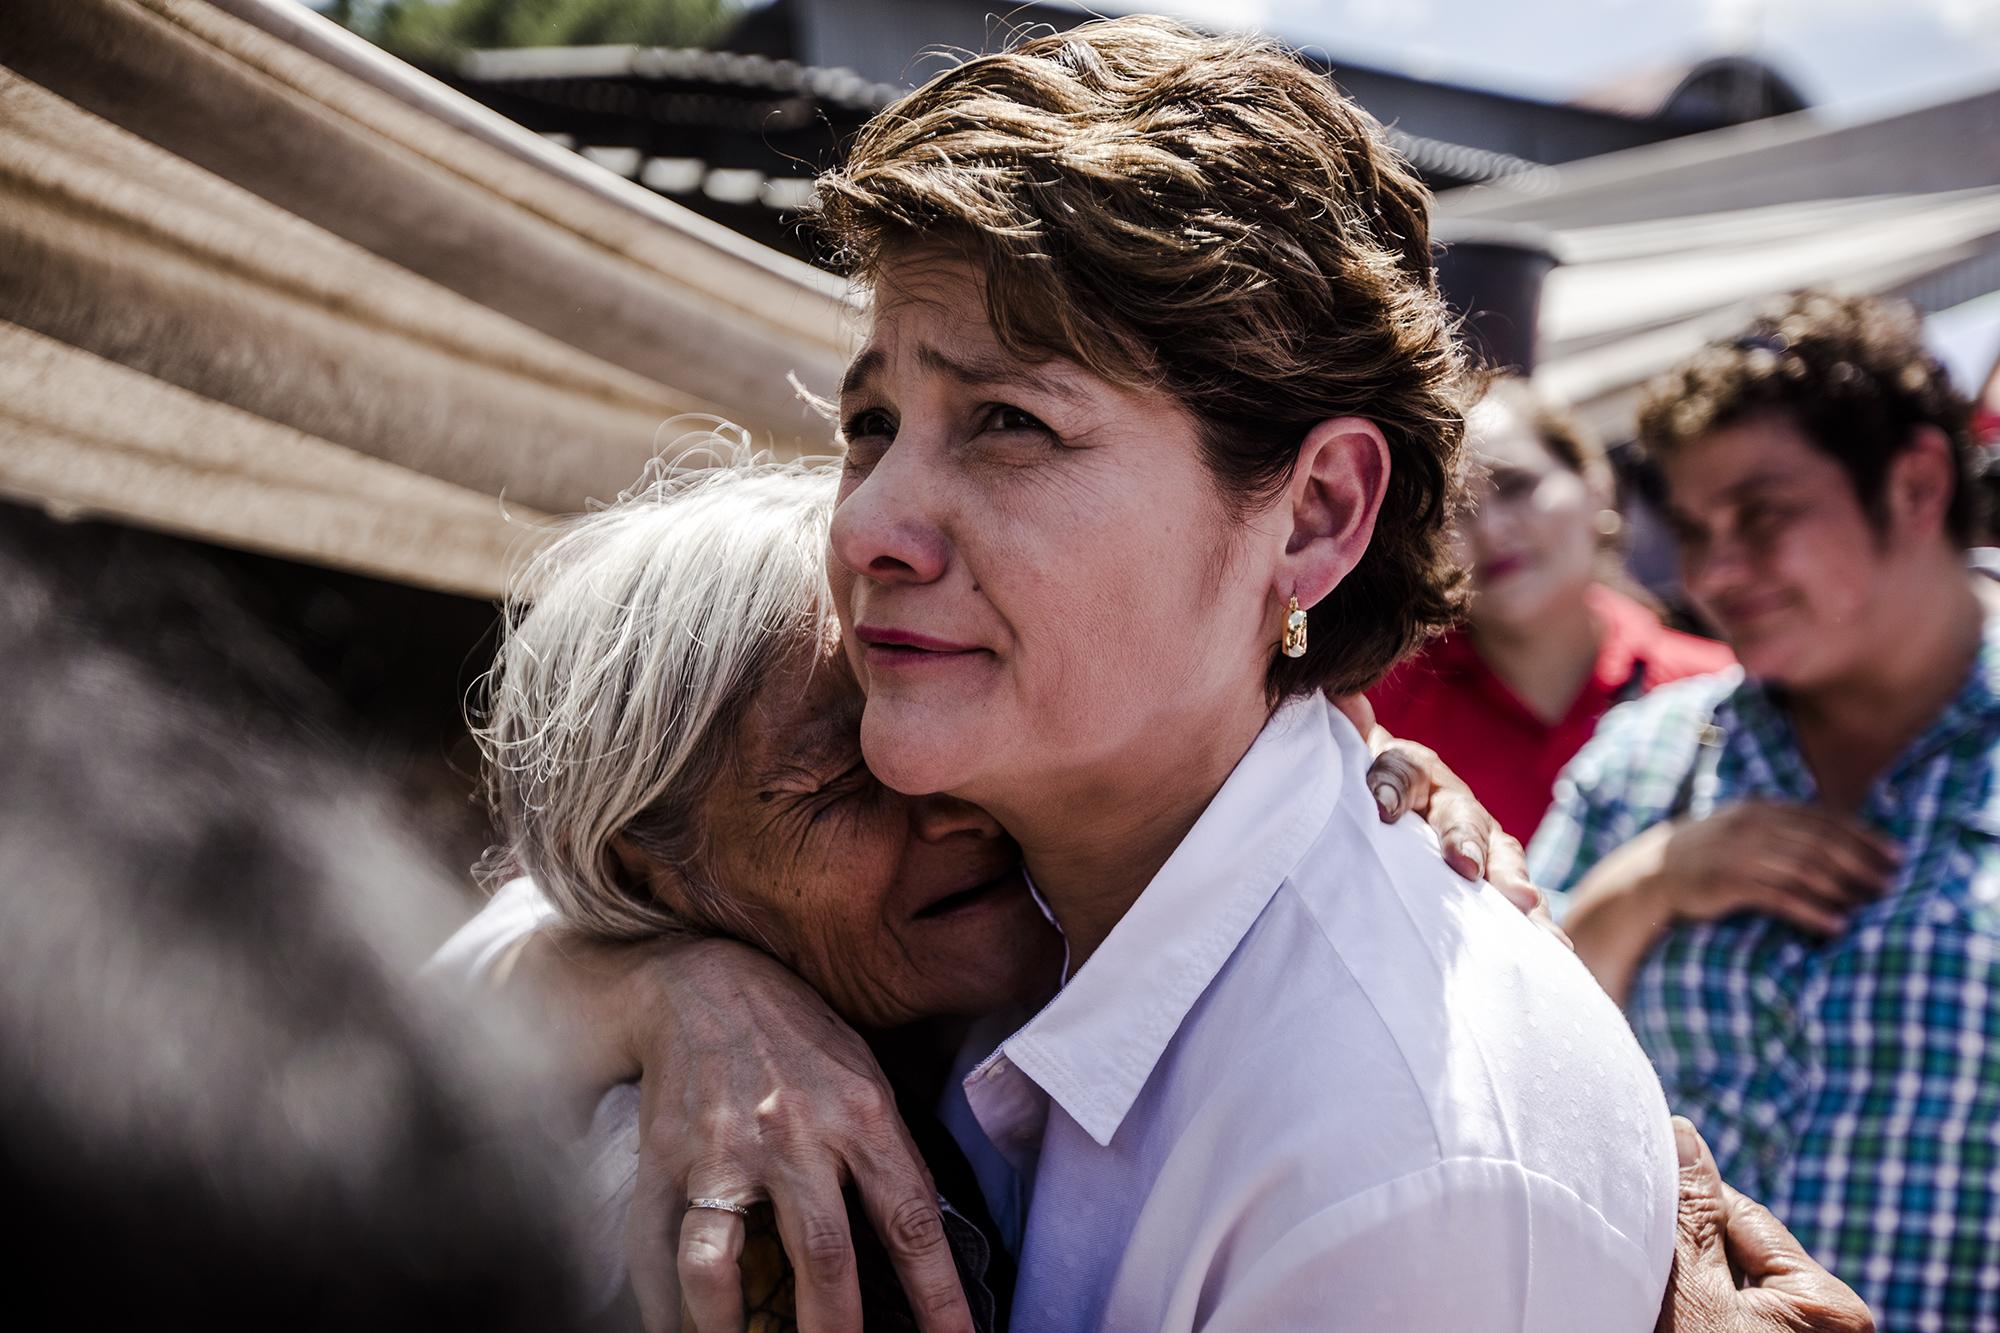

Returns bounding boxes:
[0,516,593,1331]
[1371,377,1733,842]
[1530,290,1996,1331]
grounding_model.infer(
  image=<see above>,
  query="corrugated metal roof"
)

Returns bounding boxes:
[454,42,1542,189]
[460,43,905,112]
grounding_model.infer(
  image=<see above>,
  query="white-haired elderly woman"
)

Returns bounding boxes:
[437,461,1061,1330]
[431,458,1549,1332]
[468,463,1058,1027]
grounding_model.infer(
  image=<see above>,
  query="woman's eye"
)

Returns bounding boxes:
[841,409,895,443]
[984,403,1051,436]
[806,761,878,824]
[839,410,895,473]
[1740,503,1791,544]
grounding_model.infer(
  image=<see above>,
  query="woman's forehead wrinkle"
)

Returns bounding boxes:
[845,335,1095,408]
[913,344,1090,404]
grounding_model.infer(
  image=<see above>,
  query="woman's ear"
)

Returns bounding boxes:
[1886,425,1957,545]
[609,834,695,918]
[1278,417,1391,608]
[608,834,650,892]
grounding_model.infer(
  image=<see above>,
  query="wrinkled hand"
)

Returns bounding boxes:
[1333,693,1568,948]
[1631,800,1895,937]
[620,938,971,1333]
[1659,1117,1874,1332]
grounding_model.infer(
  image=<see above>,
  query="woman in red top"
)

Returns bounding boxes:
[1370,378,1733,842]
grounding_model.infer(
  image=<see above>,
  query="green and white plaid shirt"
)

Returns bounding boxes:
[1530,616,2000,1332]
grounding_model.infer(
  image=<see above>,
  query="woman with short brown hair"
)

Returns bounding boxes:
[798,17,1675,1331]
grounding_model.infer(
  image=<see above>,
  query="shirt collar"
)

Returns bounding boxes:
[985,693,1348,1147]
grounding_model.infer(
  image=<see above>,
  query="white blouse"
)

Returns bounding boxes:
[964,694,1677,1332]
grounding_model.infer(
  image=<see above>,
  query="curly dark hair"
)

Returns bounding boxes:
[1637,290,1982,546]
[812,15,1469,698]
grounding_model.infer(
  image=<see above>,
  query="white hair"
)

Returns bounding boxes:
[475,455,839,941]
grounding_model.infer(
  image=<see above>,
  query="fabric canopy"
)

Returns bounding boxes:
[1,0,856,597]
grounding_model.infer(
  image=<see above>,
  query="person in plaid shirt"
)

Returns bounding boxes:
[1530,292,1998,1331]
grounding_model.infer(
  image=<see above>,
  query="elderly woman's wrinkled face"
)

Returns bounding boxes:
[826,251,1275,806]
[674,635,1060,1030]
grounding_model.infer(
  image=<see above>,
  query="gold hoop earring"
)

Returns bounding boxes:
[1282,596,1308,659]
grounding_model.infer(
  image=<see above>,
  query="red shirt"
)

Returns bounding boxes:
[1368,585,1735,843]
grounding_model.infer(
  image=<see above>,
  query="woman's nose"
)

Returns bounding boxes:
[908,794,1006,844]
[829,448,951,587]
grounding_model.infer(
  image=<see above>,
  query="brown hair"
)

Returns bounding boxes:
[812,15,1469,697]
[1638,290,1982,546]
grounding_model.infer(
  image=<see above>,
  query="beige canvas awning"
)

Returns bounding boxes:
[1,0,857,598]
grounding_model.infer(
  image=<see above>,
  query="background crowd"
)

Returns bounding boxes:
[1380,290,2000,1330]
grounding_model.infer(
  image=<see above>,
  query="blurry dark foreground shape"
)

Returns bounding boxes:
[0,517,595,1331]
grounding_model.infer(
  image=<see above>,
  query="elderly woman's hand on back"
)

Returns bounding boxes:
[1659,1117,1874,1333]
[509,929,972,1333]
[1339,698,1869,1333]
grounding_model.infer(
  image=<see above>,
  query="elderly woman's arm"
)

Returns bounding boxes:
[494,926,970,1333]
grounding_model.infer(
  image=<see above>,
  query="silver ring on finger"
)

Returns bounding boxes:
[686,1196,753,1217]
